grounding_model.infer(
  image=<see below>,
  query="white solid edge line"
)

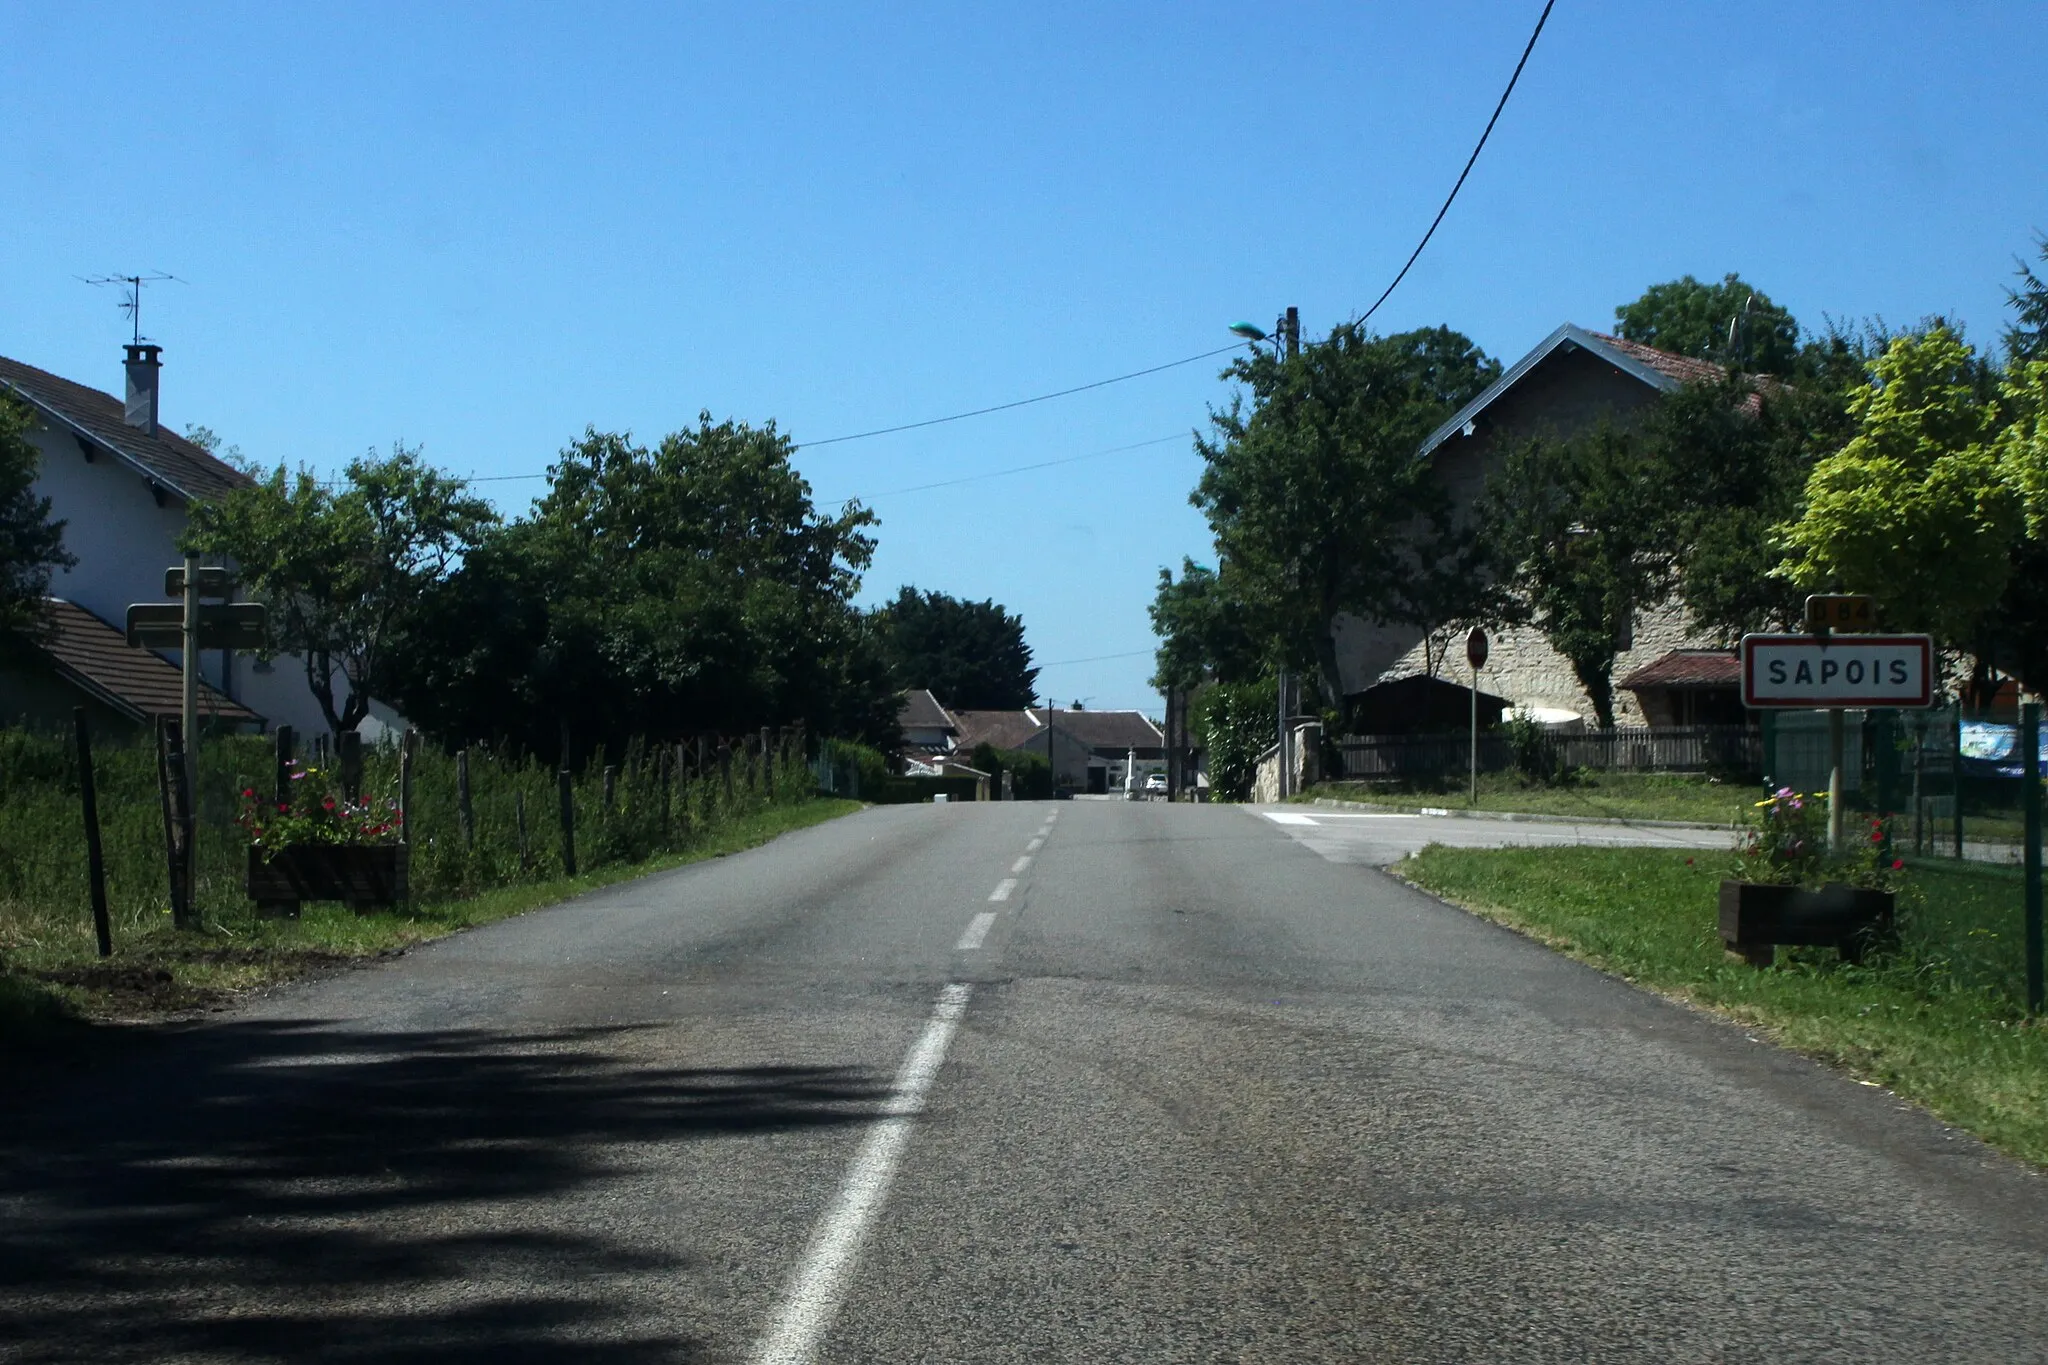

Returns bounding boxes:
[988,878,1016,902]
[955,911,997,950]
[748,983,973,1365]
[1011,855,1032,874]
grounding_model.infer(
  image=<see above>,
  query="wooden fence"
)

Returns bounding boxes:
[1332,725,1762,782]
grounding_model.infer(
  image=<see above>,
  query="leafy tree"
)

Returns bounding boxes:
[387,417,900,758]
[1614,273,1800,376]
[1148,558,1265,692]
[1484,422,1672,728]
[2005,234,2048,363]
[0,396,73,644]
[1778,326,2018,649]
[184,444,498,734]
[1189,325,1501,704]
[872,586,1038,709]
[1190,678,1278,801]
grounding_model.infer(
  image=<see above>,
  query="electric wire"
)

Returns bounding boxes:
[1350,0,1556,328]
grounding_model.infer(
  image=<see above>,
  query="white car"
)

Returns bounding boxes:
[1143,772,1168,794]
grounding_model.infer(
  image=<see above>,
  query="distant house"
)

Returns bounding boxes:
[1331,323,1739,729]
[954,706,1164,795]
[896,689,959,760]
[0,344,397,738]
[0,597,261,737]
[1618,649,1744,728]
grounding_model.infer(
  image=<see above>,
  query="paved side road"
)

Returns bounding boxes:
[2,800,2044,1364]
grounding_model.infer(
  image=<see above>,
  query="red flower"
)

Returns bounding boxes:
[322,796,336,810]
[1892,858,1904,870]
[242,787,255,798]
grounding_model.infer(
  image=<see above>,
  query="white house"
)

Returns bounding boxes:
[1,343,397,739]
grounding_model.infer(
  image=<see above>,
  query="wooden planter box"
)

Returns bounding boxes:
[1718,879,1893,968]
[247,844,409,917]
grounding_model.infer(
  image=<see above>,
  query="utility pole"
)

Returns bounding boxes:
[180,552,200,909]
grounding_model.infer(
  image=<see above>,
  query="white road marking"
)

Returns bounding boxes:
[955,911,997,950]
[989,878,1017,901]
[1263,812,1319,825]
[1011,855,1032,873]
[1026,837,1044,852]
[1297,812,1421,820]
[1046,809,1060,822]
[749,983,973,1365]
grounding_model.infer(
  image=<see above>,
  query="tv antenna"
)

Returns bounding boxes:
[79,271,183,345]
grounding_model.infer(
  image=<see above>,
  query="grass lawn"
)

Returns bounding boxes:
[1,797,861,1046]
[1306,771,1758,825]
[1400,844,2048,1168]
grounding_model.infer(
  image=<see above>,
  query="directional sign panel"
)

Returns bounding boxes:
[1740,633,1934,708]
[126,602,269,651]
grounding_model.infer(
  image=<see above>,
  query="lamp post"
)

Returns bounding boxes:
[1231,311,1301,801]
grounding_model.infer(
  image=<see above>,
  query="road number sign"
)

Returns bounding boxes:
[1804,594,1876,631]
[1740,633,1933,709]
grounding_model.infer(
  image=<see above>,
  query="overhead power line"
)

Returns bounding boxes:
[795,347,1239,450]
[1036,648,1156,668]
[1352,0,1557,328]
[833,433,1186,502]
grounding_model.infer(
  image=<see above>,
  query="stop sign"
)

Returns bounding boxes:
[1466,627,1489,670]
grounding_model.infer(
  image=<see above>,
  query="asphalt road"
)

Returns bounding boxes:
[4,800,2046,1364]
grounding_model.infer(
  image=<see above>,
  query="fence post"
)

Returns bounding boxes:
[658,746,672,841]
[558,768,577,877]
[1953,704,1966,859]
[603,764,618,814]
[274,724,294,807]
[158,717,197,931]
[339,729,364,804]
[457,747,475,848]
[398,731,416,846]
[515,789,532,872]
[720,739,734,805]
[2022,701,2042,1017]
[74,708,112,958]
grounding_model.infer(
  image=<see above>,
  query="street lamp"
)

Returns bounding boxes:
[1228,321,1269,342]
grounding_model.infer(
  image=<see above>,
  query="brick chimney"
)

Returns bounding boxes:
[124,343,162,434]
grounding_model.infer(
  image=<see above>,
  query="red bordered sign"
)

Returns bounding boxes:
[1739,633,1934,709]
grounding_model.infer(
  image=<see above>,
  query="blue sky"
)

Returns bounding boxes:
[6,2,2044,715]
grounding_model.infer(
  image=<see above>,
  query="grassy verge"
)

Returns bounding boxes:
[1399,844,2048,1167]
[1,797,860,1044]
[1305,771,1756,825]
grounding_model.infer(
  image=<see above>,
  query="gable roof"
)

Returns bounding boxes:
[950,708,1045,753]
[1618,649,1741,691]
[0,354,254,505]
[1044,708,1163,751]
[897,688,957,732]
[27,598,262,725]
[1417,323,1730,460]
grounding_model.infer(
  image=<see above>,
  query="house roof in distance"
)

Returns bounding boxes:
[1046,708,1163,750]
[0,354,254,505]
[1619,649,1741,691]
[1417,323,1732,459]
[29,598,262,725]
[897,689,957,732]
[950,708,1044,753]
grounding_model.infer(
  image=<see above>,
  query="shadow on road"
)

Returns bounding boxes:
[0,1019,890,1363]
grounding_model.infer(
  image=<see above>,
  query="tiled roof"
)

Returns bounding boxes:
[897,689,956,732]
[30,598,262,724]
[0,354,254,504]
[1046,709,1163,750]
[1619,649,1741,691]
[951,708,1045,752]
[1583,332,1729,387]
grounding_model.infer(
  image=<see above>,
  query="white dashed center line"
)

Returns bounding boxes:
[1026,837,1044,852]
[988,878,1016,902]
[749,983,973,1365]
[955,911,997,950]
[1011,855,1032,874]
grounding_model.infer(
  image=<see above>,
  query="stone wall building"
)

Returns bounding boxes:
[1331,323,1736,728]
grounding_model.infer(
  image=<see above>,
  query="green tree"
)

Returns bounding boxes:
[1615,273,1800,376]
[1190,678,1278,801]
[1484,422,1672,728]
[1778,326,2017,649]
[1190,325,1501,704]
[2005,234,2048,363]
[1147,558,1265,692]
[873,586,1038,709]
[0,396,74,643]
[185,443,498,734]
[387,417,900,758]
